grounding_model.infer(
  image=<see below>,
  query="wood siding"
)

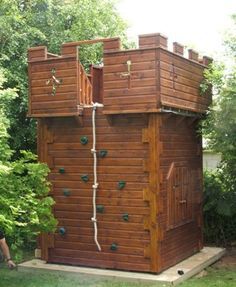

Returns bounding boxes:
[103,49,159,114]
[38,110,153,272]
[28,48,93,117]
[29,35,212,117]
[103,47,211,115]
[159,49,211,113]
[158,115,203,270]
[29,34,209,273]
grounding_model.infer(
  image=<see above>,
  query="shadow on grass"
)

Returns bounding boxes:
[0,263,236,287]
[179,266,236,287]
[0,265,159,287]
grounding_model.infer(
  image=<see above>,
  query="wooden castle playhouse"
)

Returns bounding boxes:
[28,33,212,273]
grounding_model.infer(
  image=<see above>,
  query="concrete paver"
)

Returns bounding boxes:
[19,247,225,285]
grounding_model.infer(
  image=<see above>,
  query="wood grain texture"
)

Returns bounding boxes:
[39,109,151,271]
[31,37,207,273]
[28,54,92,117]
[103,49,159,114]
[158,115,203,270]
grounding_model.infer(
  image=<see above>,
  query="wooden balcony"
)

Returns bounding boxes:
[28,46,92,117]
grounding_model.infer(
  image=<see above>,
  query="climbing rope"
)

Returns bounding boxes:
[90,102,103,251]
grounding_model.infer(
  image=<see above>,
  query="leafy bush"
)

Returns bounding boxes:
[203,170,236,246]
[0,69,57,261]
[202,16,236,246]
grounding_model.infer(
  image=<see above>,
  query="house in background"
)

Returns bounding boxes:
[202,139,221,170]
[203,150,221,170]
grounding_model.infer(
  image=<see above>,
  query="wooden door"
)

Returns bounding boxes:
[167,162,193,229]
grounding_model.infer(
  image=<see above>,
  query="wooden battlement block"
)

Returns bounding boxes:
[103,37,121,52]
[188,49,199,62]
[173,42,184,55]
[139,33,168,49]
[28,46,47,61]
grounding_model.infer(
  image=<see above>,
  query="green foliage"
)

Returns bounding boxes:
[202,63,236,200]
[0,70,57,261]
[203,171,236,245]
[0,0,128,156]
[202,15,236,246]
[0,69,17,161]
[0,151,57,260]
[200,63,224,96]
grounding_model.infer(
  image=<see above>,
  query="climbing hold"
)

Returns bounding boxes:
[118,180,126,190]
[80,136,88,145]
[122,213,129,221]
[110,243,118,251]
[59,227,66,236]
[63,189,70,196]
[96,205,104,213]
[177,270,184,275]
[81,174,89,182]
[99,150,108,158]
[59,167,65,174]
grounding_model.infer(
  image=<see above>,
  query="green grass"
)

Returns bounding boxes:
[0,264,235,287]
[179,266,236,287]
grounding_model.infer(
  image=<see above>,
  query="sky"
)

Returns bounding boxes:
[116,0,236,58]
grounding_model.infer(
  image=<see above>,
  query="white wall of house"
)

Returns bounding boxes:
[203,151,222,170]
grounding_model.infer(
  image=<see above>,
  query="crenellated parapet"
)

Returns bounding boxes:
[28,33,212,118]
[103,33,213,115]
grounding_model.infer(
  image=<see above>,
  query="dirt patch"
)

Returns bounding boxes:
[213,247,236,268]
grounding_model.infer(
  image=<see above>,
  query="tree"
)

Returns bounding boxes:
[0,68,57,260]
[0,0,128,156]
[203,15,236,193]
[202,15,236,245]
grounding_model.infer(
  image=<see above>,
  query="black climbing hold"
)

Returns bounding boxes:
[122,213,129,221]
[81,174,89,182]
[110,243,118,251]
[118,180,126,190]
[63,189,70,196]
[59,167,65,174]
[177,270,184,275]
[96,205,104,213]
[80,136,88,145]
[99,150,108,158]
[59,227,66,236]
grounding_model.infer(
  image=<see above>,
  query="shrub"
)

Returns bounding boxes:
[0,69,57,261]
[203,170,236,246]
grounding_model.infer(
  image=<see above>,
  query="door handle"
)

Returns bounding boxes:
[179,200,187,204]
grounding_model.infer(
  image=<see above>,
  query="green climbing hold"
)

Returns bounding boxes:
[81,174,89,182]
[122,213,129,221]
[59,227,66,236]
[59,167,65,174]
[63,189,70,196]
[99,150,108,158]
[118,180,126,190]
[80,136,88,145]
[110,243,118,251]
[96,205,104,213]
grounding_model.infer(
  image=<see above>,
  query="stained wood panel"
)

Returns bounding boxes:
[32,35,207,274]
[159,115,203,270]
[159,49,211,113]
[40,109,151,271]
[29,35,212,118]
[28,50,92,117]
[103,49,159,114]
[102,39,211,114]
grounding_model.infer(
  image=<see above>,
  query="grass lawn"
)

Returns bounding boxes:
[0,264,235,287]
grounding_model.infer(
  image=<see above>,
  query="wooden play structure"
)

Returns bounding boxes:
[28,33,212,273]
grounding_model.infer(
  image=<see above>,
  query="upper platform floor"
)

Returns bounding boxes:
[28,33,212,118]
